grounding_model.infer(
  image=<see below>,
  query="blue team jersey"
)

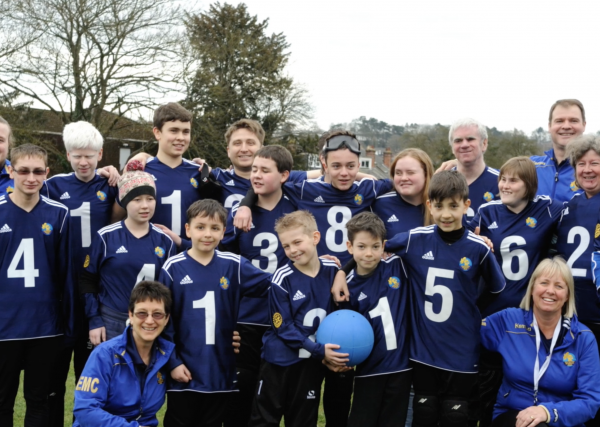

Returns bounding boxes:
[385,226,505,372]
[84,222,174,324]
[44,173,118,268]
[262,258,339,366]
[531,149,582,202]
[0,160,13,196]
[346,256,411,377]
[470,196,562,316]
[371,190,425,238]
[283,178,393,264]
[0,195,72,341]
[556,193,600,323]
[144,156,201,238]
[221,195,297,325]
[456,166,499,219]
[159,250,272,393]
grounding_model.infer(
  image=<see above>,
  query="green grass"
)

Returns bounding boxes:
[14,363,327,426]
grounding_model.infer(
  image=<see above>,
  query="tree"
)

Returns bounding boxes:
[183,2,312,168]
[0,0,184,135]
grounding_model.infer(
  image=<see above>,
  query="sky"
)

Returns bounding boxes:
[229,0,600,134]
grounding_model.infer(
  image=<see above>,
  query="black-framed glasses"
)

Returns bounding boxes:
[14,169,46,176]
[323,135,361,155]
[133,311,167,320]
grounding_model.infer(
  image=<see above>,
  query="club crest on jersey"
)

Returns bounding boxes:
[84,255,90,268]
[388,276,400,289]
[526,217,537,228]
[459,257,472,271]
[596,224,600,239]
[6,186,13,193]
[42,223,53,235]
[220,276,230,290]
[96,191,107,201]
[273,312,283,328]
[155,246,165,258]
[570,181,578,191]
[483,192,494,202]
[563,352,576,367]
[354,194,364,205]
[190,177,198,188]
[157,372,164,384]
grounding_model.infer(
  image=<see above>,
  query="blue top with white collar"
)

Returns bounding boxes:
[371,190,425,238]
[455,166,499,219]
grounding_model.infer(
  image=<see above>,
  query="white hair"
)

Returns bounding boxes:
[448,118,488,146]
[63,121,103,152]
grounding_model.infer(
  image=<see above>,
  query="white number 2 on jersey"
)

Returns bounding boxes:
[8,239,39,287]
[424,267,454,323]
[299,308,327,358]
[566,226,590,277]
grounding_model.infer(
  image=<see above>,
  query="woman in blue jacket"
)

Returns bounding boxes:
[73,281,174,427]
[481,257,600,427]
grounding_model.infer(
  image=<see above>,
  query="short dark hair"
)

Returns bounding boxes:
[225,118,265,145]
[321,130,359,162]
[11,143,48,167]
[428,170,469,202]
[153,102,193,131]
[254,145,293,173]
[128,280,172,316]
[549,99,585,123]
[346,212,386,243]
[186,199,227,227]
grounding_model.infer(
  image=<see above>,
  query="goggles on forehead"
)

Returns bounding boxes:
[323,135,361,155]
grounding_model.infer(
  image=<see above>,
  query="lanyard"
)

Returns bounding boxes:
[532,315,562,404]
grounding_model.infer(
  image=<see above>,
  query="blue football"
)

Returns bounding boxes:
[316,310,374,366]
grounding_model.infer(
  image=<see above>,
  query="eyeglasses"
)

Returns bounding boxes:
[323,135,361,155]
[14,169,46,176]
[133,311,167,320]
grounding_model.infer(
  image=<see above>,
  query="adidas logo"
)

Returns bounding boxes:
[388,215,399,222]
[0,224,11,233]
[489,222,498,229]
[116,246,128,253]
[225,180,235,186]
[151,175,157,181]
[60,192,70,200]
[563,207,569,216]
[422,251,434,260]
[180,275,193,285]
[358,292,367,301]
[293,290,305,301]
[314,195,325,203]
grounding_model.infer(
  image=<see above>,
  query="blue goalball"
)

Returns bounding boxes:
[316,310,374,366]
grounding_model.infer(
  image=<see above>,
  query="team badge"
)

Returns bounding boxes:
[157,372,164,384]
[570,181,578,191]
[155,246,165,258]
[190,178,198,188]
[563,352,576,367]
[84,255,90,268]
[354,194,364,205]
[388,276,400,289]
[596,224,600,239]
[459,257,472,271]
[96,191,107,201]
[42,223,53,235]
[6,186,13,193]
[526,217,537,228]
[483,192,494,202]
[220,276,230,290]
[273,312,283,328]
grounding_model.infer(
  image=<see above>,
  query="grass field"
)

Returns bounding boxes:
[13,363,328,426]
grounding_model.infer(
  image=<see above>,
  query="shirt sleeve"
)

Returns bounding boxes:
[479,310,506,353]
[288,170,308,183]
[220,206,240,254]
[59,211,77,345]
[83,232,106,329]
[157,267,184,371]
[384,231,410,256]
[479,244,505,294]
[238,257,272,298]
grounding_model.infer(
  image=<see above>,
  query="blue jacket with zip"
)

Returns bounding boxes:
[73,326,174,427]
[531,149,582,202]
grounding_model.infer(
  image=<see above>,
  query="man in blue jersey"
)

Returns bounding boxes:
[531,99,586,202]
[44,121,124,427]
[343,212,411,427]
[158,199,273,427]
[221,145,297,427]
[0,144,73,427]
[249,210,349,427]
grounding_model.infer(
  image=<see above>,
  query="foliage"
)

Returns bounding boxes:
[183,2,312,168]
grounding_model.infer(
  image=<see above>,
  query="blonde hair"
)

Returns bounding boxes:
[520,257,576,318]
[390,148,434,226]
[275,210,317,236]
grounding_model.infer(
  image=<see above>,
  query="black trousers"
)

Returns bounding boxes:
[164,391,230,427]
[348,370,412,427]
[323,367,354,427]
[0,336,62,427]
[249,359,326,427]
